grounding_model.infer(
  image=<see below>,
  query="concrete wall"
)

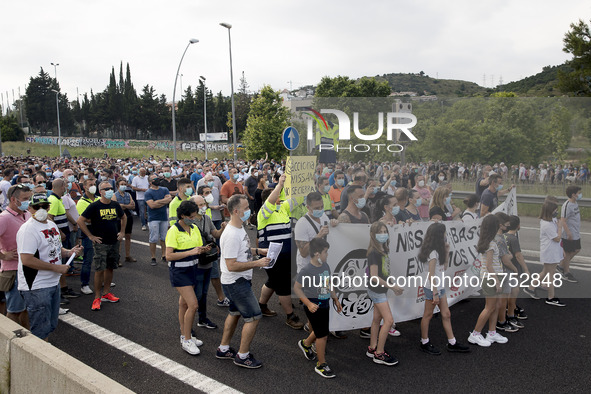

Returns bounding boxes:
[0,315,133,394]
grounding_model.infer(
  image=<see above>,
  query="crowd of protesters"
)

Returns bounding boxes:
[0,153,583,378]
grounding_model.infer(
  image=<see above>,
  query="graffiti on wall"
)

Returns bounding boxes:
[26,136,233,152]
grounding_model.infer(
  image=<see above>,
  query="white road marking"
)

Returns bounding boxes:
[520,226,591,236]
[59,313,242,394]
[524,260,591,272]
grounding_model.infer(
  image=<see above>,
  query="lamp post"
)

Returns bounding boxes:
[199,76,208,160]
[51,89,62,157]
[172,38,199,161]
[220,22,237,161]
[50,62,59,81]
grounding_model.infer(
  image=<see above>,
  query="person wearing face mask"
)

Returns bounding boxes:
[244,168,259,224]
[405,189,422,222]
[220,168,244,218]
[77,182,126,311]
[145,175,173,266]
[256,174,304,329]
[157,164,178,197]
[17,193,82,340]
[338,186,370,224]
[413,175,431,221]
[197,178,225,228]
[163,200,208,355]
[0,185,33,328]
[461,194,480,221]
[328,170,346,213]
[253,174,267,217]
[480,174,509,217]
[429,187,459,221]
[393,188,412,223]
[131,168,150,231]
[112,178,136,265]
[76,178,99,295]
[216,194,271,368]
[557,185,583,284]
[0,168,14,210]
[339,170,370,215]
[316,177,337,219]
[376,195,399,226]
[187,195,226,330]
[430,171,447,193]
[64,169,82,203]
[366,222,403,366]
[169,178,194,227]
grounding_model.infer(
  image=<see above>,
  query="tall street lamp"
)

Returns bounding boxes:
[199,76,208,160]
[220,22,237,161]
[172,38,199,161]
[50,62,59,81]
[51,89,62,157]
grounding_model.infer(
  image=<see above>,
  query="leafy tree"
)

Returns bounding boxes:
[558,19,591,96]
[549,105,572,160]
[315,75,391,97]
[243,85,290,160]
[0,115,25,141]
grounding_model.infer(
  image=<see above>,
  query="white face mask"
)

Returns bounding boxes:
[199,207,208,215]
[88,186,97,195]
[34,208,48,222]
[418,180,425,187]
[204,194,214,204]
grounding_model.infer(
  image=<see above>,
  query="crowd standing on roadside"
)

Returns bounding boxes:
[0,154,584,378]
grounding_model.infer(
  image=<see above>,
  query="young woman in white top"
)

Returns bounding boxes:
[524,200,565,306]
[461,194,480,221]
[468,215,509,347]
[418,222,470,354]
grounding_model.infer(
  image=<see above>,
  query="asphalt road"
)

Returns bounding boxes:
[48,215,591,393]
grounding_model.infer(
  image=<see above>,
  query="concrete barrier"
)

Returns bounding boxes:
[0,314,133,394]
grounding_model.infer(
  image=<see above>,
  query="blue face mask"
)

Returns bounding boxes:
[184,187,193,197]
[39,182,46,189]
[83,175,89,180]
[132,170,138,175]
[577,192,583,200]
[312,209,324,218]
[67,182,72,191]
[355,198,366,209]
[19,200,30,211]
[233,174,239,180]
[372,187,379,194]
[119,186,127,193]
[445,196,452,205]
[47,172,52,177]
[207,181,214,188]
[496,184,503,191]
[240,209,251,222]
[104,190,114,199]
[323,185,330,193]
[67,175,76,183]
[415,198,422,207]
[391,206,400,216]
[391,180,397,187]
[375,233,389,244]
[336,179,344,186]
[198,169,203,173]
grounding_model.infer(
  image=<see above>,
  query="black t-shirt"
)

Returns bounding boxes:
[81,200,124,244]
[395,209,411,223]
[475,177,488,197]
[429,206,450,221]
[254,188,263,213]
[368,249,389,294]
[156,178,177,192]
[480,188,498,212]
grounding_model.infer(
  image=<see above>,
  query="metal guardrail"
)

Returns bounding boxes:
[452,191,591,208]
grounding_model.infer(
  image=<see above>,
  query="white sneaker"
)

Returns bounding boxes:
[59,308,70,315]
[80,285,93,295]
[181,339,200,355]
[467,331,491,347]
[180,335,204,347]
[142,226,147,231]
[486,331,508,344]
[388,328,401,337]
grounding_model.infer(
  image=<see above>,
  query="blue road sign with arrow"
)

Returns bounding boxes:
[282,126,300,151]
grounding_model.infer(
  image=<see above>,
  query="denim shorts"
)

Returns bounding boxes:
[367,288,389,304]
[222,277,262,322]
[148,220,168,243]
[210,259,220,280]
[423,287,446,300]
[20,284,61,339]
[6,274,26,314]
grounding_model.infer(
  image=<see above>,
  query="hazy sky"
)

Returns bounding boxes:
[2,0,589,106]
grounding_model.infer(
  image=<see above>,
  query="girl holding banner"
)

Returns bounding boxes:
[418,223,470,355]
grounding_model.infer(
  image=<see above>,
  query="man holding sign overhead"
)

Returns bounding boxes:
[256,174,304,329]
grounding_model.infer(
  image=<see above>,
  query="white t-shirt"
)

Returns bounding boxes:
[0,180,11,210]
[220,223,253,285]
[17,218,63,291]
[461,210,478,221]
[62,194,79,232]
[480,241,503,279]
[294,213,330,272]
[131,175,150,200]
[540,219,563,264]
[426,250,446,289]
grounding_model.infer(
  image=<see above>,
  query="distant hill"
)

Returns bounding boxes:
[496,64,570,96]
[374,72,489,97]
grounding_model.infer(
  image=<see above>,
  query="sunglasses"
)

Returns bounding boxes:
[32,203,51,210]
[101,187,113,191]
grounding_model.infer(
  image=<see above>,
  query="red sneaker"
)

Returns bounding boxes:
[101,293,120,303]
[91,298,101,311]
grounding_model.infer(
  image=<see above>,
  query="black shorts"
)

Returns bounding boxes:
[304,305,330,339]
[264,253,292,296]
[562,238,581,253]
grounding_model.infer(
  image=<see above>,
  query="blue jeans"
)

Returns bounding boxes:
[21,284,60,339]
[137,200,147,226]
[194,267,212,322]
[81,235,94,286]
[222,278,262,322]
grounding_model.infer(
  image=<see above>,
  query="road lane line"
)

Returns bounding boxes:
[520,226,591,236]
[59,313,242,394]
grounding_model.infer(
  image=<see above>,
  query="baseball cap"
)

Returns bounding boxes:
[30,193,50,206]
